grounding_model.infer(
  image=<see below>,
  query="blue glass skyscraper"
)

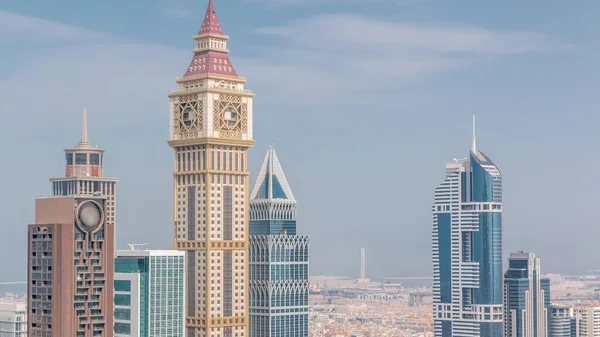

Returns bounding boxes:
[503,251,550,337]
[114,249,185,337]
[432,119,503,337]
[249,147,310,337]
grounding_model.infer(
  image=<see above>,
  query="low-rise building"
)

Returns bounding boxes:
[574,305,600,337]
[0,298,27,337]
[549,304,579,337]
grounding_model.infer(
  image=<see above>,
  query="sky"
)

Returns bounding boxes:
[0,0,599,283]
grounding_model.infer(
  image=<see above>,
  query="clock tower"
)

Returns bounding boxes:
[168,1,254,337]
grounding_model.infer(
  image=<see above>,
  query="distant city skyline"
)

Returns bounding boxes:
[1,0,600,282]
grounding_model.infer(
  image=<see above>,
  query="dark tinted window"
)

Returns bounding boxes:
[75,153,87,165]
[90,154,100,165]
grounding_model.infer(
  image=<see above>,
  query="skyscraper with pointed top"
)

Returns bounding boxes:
[249,147,309,337]
[432,118,503,337]
[169,1,254,336]
[28,110,117,337]
[50,110,118,237]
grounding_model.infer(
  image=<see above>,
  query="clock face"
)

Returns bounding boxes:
[182,107,196,127]
[174,98,202,140]
[223,107,238,127]
[77,201,103,232]
[213,95,247,139]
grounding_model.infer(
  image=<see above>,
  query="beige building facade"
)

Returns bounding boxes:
[169,1,254,336]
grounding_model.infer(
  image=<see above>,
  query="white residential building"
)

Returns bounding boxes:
[574,305,600,337]
[0,300,27,337]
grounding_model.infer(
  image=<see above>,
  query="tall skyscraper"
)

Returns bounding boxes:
[169,1,254,336]
[503,251,550,337]
[28,112,116,337]
[114,248,185,337]
[432,118,503,337]
[249,147,310,337]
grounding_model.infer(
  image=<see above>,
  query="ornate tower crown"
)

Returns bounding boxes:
[183,0,238,79]
[169,0,253,143]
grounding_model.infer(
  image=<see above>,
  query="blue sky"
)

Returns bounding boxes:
[0,0,599,282]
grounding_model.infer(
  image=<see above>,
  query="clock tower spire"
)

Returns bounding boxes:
[200,0,223,35]
[183,0,238,79]
[169,0,254,336]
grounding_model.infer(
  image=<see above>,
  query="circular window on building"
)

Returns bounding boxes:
[77,201,104,233]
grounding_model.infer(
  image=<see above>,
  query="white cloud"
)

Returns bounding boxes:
[0,10,112,42]
[0,9,554,130]
[0,12,186,266]
[0,11,185,137]
[0,9,552,107]
[247,0,429,7]
[235,14,551,103]
[256,15,547,55]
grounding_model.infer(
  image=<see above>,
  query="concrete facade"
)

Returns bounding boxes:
[28,197,114,337]
[27,111,117,337]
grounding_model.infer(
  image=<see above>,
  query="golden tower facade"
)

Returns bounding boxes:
[168,1,253,336]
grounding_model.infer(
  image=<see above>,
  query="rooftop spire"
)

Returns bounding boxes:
[471,115,477,153]
[250,146,295,201]
[199,0,224,35]
[82,109,88,143]
[77,109,92,149]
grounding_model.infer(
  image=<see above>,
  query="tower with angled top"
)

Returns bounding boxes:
[249,147,310,337]
[432,117,503,337]
[168,1,254,336]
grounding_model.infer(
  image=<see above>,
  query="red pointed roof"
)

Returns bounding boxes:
[184,51,238,77]
[182,0,239,78]
[199,0,223,35]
